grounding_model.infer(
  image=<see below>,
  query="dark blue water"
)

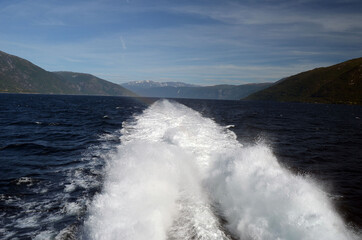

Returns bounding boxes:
[0,94,361,239]
[0,94,147,239]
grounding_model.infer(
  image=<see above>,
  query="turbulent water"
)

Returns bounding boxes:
[0,94,361,239]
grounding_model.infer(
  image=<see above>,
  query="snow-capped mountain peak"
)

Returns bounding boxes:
[122,80,198,88]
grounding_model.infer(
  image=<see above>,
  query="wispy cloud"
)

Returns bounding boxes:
[0,0,361,85]
[170,1,362,32]
[120,36,127,50]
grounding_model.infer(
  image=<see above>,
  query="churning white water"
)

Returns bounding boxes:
[83,100,358,240]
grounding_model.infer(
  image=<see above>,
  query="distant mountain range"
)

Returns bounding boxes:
[245,57,362,104]
[1,50,361,104]
[0,51,135,97]
[0,50,270,100]
[123,80,198,88]
[122,80,272,100]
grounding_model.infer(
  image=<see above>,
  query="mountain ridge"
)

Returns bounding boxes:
[0,50,136,97]
[245,57,362,104]
[0,50,270,100]
[123,80,199,88]
[122,81,272,100]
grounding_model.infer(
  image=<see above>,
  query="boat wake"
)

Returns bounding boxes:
[83,100,358,240]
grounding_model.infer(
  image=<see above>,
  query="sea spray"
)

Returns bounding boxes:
[84,100,358,240]
[207,145,357,239]
[83,141,183,239]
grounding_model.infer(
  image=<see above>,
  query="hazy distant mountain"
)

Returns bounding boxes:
[245,57,362,104]
[122,81,272,100]
[0,50,135,97]
[123,80,198,88]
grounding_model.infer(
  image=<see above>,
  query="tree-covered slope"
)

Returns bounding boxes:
[245,58,362,104]
[0,50,135,97]
[0,51,76,94]
[54,71,136,97]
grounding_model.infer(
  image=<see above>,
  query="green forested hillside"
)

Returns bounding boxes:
[245,58,362,104]
[53,71,136,96]
[0,51,135,97]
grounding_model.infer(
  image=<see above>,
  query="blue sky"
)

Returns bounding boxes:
[1,0,362,85]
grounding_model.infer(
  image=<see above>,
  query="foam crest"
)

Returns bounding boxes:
[84,100,358,240]
[120,100,238,176]
[208,145,357,239]
[84,141,183,239]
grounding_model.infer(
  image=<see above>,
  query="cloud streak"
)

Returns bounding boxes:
[120,36,127,50]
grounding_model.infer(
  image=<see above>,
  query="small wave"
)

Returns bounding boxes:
[0,142,59,153]
[15,177,36,186]
[0,130,123,240]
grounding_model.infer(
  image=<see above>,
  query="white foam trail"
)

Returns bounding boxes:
[84,100,358,240]
[208,146,358,239]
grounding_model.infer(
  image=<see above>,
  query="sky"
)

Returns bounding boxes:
[1,0,362,85]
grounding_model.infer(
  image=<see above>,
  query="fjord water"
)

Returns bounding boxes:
[0,94,361,239]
